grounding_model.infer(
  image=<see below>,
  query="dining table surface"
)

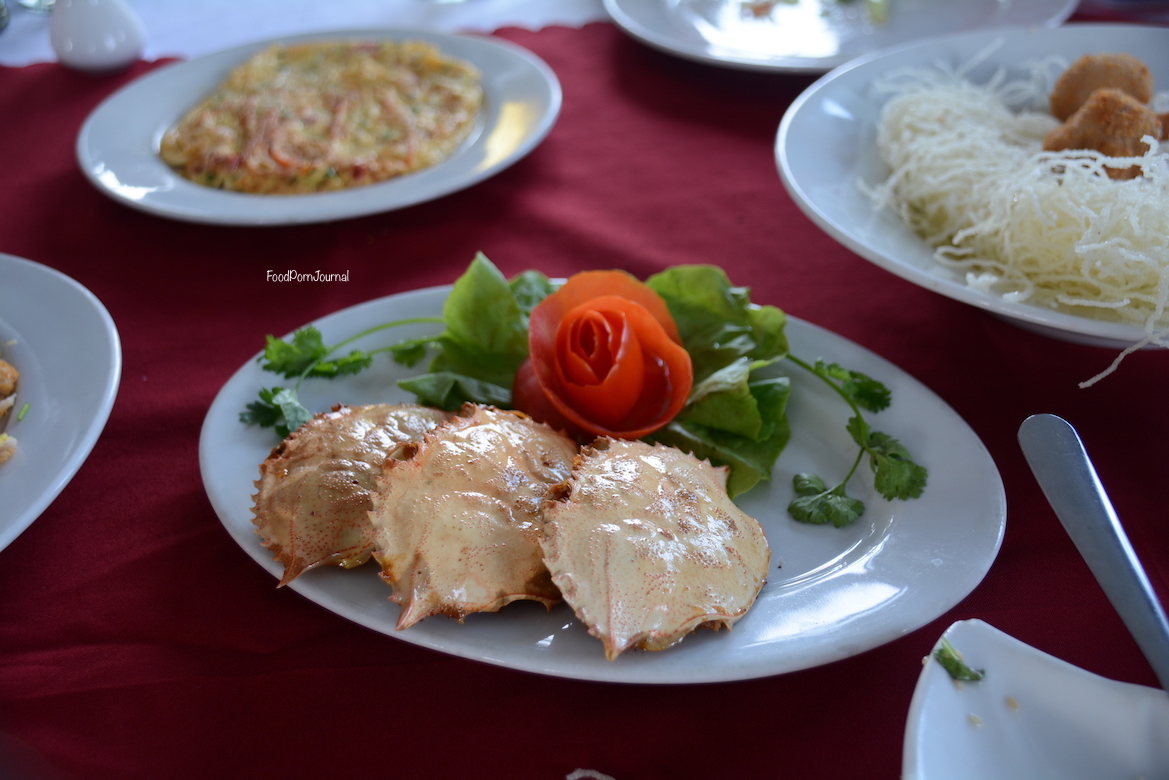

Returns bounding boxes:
[2,1,1169,778]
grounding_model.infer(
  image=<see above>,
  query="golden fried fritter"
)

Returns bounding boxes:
[1043,88,1162,179]
[1049,53,1154,122]
[0,359,17,400]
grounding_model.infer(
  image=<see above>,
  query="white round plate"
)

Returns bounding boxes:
[0,254,121,553]
[777,24,1169,349]
[904,619,1169,779]
[76,29,561,226]
[604,0,1075,73]
[199,283,1004,683]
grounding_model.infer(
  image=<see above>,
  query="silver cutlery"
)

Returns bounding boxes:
[1018,413,1169,693]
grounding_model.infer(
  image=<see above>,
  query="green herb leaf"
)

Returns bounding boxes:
[792,472,829,497]
[240,386,312,438]
[645,266,791,494]
[648,375,791,498]
[784,355,928,526]
[389,337,435,368]
[260,327,330,378]
[427,253,536,389]
[398,371,513,411]
[788,482,866,527]
[646,265,788,382]
[680,358,768,440]
[867,431,929,500]
[934,638,985,682]
[307,350,375,379]
[815,361,891,412]
[509,270,557,316]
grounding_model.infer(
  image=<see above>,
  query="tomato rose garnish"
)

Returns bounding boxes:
[512,270,693,439]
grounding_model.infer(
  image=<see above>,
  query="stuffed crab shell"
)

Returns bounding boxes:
[252,403,451,586]
[541,438,770,661]
[368,404,577,630]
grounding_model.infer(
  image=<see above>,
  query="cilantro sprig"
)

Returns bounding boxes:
[239,317,442,437]
[240,253,548,436]
[785,358,928,527]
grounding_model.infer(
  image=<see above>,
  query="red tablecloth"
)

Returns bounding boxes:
[2,19,1167,780]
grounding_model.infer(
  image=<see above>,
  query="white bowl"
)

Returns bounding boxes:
[776,23,1169,350]
[904,620,1169,780]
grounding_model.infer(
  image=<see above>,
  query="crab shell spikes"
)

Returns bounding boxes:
[540,438,770,661]
[251,403,452,586]
[367,404,578,630]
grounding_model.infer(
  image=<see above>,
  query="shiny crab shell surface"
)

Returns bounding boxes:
[368,404,577,630]
[252,403,451,586]
[541,438,770,661]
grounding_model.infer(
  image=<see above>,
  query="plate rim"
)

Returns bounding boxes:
[75,28,563,226]
[199,281,1006,684]
[604,0,1077,74]
[0,253,122,553]
[776,22,1169,349]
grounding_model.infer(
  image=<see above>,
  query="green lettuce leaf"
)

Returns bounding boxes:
[406,253,550,406]
[646,265,788,381]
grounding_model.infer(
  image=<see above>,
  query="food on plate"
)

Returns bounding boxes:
[368,404,575,629]
[159,40,483,195]
[511,269,693,441]
[868,51,1169,341]
[541,438,770,660]
[251,403,451,585]
[1047,53,1153,121]
[1041,53,1167,181]
[742,0,889,24]
[0,357,19,464]
[239,257,929,656]
[244,254,928,526]
[1043,88,1163,179]
[933,637,985,682]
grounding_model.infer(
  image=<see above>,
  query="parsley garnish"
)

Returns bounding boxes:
[238,317,442,437]
[934,638,986,682]
[785,358,927,527]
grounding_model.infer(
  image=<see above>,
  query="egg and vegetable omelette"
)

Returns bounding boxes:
[159,40,483,195]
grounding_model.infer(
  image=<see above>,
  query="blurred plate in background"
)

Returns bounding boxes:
[0,254,121,553]
[605,0,1075,73]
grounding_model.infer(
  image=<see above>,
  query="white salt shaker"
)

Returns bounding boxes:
[50,0,146,74]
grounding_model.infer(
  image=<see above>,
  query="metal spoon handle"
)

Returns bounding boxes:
[1018,413,1169,692]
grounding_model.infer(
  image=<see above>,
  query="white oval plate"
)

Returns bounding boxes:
[199,283,1004,683]
[0,254,121,553]
[76,29,561,226]
[904,619,1169,779]
[604,0,1075,74]
[777,24,1169,349]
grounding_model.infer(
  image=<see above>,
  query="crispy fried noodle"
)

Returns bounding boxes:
[864,47,1169,385]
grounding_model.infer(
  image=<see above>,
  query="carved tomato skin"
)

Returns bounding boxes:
[512,270,692,440]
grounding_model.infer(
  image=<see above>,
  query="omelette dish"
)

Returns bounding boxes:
[0,358,18,465]
[159,40,483,194]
